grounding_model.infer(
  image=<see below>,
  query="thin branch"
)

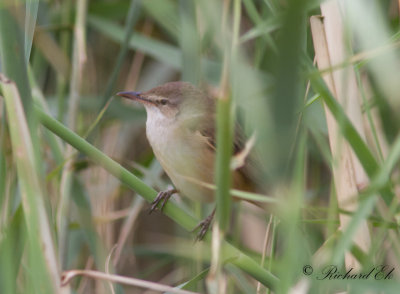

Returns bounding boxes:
[61,270,200,294]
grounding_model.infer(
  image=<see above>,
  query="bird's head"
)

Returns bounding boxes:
[117,81,214,125]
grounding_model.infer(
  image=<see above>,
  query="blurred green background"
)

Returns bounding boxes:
[1,0,400,293]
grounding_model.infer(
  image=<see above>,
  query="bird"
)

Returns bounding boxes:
[117,81,259,239]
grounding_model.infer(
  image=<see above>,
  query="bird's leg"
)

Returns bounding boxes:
[149,188,178,214]
[192,208,216,241]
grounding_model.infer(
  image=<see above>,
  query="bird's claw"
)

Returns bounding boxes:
[149,189,178,214]
[192,209,216,241]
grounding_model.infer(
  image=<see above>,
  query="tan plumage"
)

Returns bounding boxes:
[118,81,257,205]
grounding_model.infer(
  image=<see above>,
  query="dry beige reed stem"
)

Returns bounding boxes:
[61,270,200,294]
[310,0,371,269]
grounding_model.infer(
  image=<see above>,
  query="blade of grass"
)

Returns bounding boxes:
[88,13,272,84]
[33,29,70,79]
[0,207,25,294]
[67,0,87,130]
[239,17,281,44]
[226,264,257,294]
[0,105,6,208]
[24,0,39,61]
[171,268,209,292]
[215,81,233,232]
[0,3,62,292]
[58,0,88,270]
[0,3,33,123]
[99,0,141,108]
[87,15,222,79]
[208,0,237,292]
[344,0,400,110]
[276,130,308,294]
[355,69,385,162]
[56,0,73,122]
[307,61,394,204]
[142,0,179,39]
[1,75,60,293]
[330,190,377,265]
[71,177,111,272]
[268,0,306,182]
[88,15,181,68]
[179,0,201,84]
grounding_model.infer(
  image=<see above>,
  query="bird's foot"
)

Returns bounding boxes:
[149,189,178,214]
[192,208,216,241]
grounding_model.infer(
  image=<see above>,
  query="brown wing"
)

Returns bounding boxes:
[199,123,244,155]
[198,122,263,192]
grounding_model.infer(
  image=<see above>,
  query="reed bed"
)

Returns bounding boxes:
[1,0,400,293]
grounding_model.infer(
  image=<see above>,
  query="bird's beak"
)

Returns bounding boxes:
[117,91,155,106]
[117,91,141,99]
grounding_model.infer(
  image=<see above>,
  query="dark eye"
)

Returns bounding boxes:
[160,99,168,105]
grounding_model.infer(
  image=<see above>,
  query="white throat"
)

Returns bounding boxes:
[145,106,177,149]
